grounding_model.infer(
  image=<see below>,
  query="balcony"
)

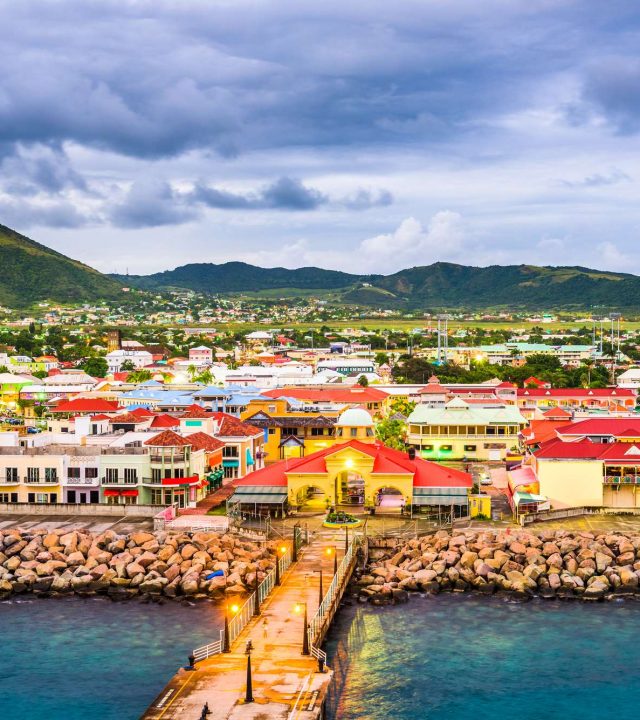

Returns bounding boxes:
[1,476,20,485]
[101,477,140,486]
[24,476,59,485]
[149,455,187,464]
[65,477,99,485]
[604,476,640,485]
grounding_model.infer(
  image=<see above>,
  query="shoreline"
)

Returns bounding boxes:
[357,528,640,604]
[0,527,275,602]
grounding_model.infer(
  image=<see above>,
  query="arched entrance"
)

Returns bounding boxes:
[336,470,365,507]
[295,484,328,511]
[372,485,408,514]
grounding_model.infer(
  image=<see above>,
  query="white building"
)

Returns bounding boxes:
[106,350,153,374]
[617,368,640,389]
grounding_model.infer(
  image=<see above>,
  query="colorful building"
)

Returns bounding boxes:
[228,409,472,516]
[241,397,341,461]
[407,398,527,462]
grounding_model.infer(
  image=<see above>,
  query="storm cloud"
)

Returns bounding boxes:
[1,1,640,272]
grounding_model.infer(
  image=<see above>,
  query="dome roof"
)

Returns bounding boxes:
[336,408,374,427]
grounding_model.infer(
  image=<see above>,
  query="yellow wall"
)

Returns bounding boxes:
[469,494,491,518]
[536,459,604,508]
[286,445,414,508]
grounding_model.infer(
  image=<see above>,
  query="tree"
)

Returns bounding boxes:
[127,369,153,383]
[120,360,136,372]
[356,374,369,387]
[375,418,407,451]
[195,369,214,385]
[81,357,108,378]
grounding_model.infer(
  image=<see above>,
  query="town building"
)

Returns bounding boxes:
[228,408,472,517]
[407,397,527,461]
[241,397,343,461]
[516,387,637,418]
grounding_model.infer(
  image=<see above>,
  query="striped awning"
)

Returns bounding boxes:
[229,485,287,505]
[413,487,469,506]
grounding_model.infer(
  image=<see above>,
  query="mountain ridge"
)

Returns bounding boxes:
[112,260,640,310]
[0,223,122,307]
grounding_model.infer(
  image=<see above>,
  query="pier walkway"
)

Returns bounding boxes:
[141,528,359,720]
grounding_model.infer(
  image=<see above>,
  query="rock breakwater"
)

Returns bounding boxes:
[359,529,640,603]
[0,528,277,600]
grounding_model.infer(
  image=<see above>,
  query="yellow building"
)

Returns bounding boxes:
[407,397,527,462]
[532,439,640,509]
[228,409,472,517]
[241,397,342,462]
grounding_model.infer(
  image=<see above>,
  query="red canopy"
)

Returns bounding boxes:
[161,475,200,486]
[103,489,139,497]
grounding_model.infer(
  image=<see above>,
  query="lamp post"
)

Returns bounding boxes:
[326,545,337,576]
[294,602,310,655]
[245,648,254,703]
[253,568,260,617]
[223,602,239,653]
[275,544,286,586]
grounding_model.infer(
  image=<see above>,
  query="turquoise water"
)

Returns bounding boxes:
[0,597,223,720]
[325,595,640,720]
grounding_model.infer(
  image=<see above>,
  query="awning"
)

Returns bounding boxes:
[223,459,240,467]
[413,487,469,506]
[161,475,200,486]
[104,488,139,497]
[229,485,287,505]
[513,491,548,507]
[246,448,254,466]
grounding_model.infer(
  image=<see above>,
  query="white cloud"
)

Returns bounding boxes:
[358,212,466,271]
[597,241,634,272]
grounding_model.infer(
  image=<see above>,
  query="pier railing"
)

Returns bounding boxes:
[192,545,294,662]
[307,533,362,654]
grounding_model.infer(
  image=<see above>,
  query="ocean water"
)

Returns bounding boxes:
[0,597,223,720]
[325,594,640,720]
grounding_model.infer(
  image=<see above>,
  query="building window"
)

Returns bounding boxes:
[151,489,163,505]
[27,467,40,483]
[85,467,98,479]
[223,446,239,458]
[268,428,276,435]
[105,468,119,482]
[0,493,18,503]
[68,467,81,479]
[124,468,138,483]
[152,468,162,483]
[281,428,299,437]
[5,468,18,483]
[311,428,324,436]
[45,468,58,482]
[350,428,358,437]
[464,444,477,452]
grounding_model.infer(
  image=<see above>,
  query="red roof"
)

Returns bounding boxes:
[542,407,572,419]
[90,414,111,421]
[522,420,571,446]
[186,432,225,452]
[181,404,211,419]
[129,407,155,418]
[534,438,604,459]
[52,398,120,414]
[111,412,146,424]
[524,376,549,388]
[150,414,180,428]
[144,430,191,447]
[262,386,388,403]
[210,412,262,437]
[234,440,471,489]
[535,438,640,462]
[556,418,640,438]
[518,388,636,397]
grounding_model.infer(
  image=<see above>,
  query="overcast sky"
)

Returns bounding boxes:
[1,0,640,275]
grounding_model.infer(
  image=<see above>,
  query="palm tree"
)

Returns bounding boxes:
[127,369,153,383]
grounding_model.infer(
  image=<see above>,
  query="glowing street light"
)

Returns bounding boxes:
[325,545,338,575]
[223,602,240,653]
[275,544,287,586]
[293,601,310,655]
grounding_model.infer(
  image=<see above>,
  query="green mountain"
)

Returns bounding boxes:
[115,261,640,310]
[0,224,122,307]
[114,261,367,293]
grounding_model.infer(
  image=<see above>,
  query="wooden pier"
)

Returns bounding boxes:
[140,529,362,720]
